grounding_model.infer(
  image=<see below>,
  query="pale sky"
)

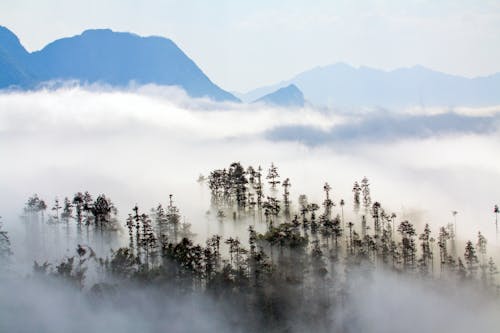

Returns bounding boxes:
[1,0,499,92]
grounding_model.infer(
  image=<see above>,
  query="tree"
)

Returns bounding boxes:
[139,212,157,268]
[372,202,382,237]
[476,232,487,264]
[398,220,416,271]
[451,210,458,238]
[51,197,62,222]
[88,194,116,229]
[266,163,280,189]
[494,205,499,236]
[72,192,85,225]
[228,162,248,208]
[322,182,334,219]
[61,197,73,223]
[352,182,361,212]
[255,166,264,206]
[418,224,432,276]
[166,194,181,242]
[339,199,345,230]
[464,240,479,278]
[282,178,291,208]
[457,258,467,280]
[438,226,450,273]
[153,204,168,243]
[82,192,93,225]
[360,177,371,211]
[0,217,12,261]
[487,257,498,288]
[109,247,139,279]
[477,232,488,284]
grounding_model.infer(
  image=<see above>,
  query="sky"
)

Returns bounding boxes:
[0,1,499,92]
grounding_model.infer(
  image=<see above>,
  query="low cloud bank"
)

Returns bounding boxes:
[267,111,500,144]
[1,85,500,332]
[0,85,499,244]
[1,265,498,333]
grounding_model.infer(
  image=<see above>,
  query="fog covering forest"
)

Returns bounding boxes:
[1,86,500,332]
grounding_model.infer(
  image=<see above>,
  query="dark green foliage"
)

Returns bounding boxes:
[34,244,94,289]
[266,163,280,189]
[16,162,500,332]
[464,240,479,278]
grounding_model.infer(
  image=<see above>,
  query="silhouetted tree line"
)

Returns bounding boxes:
[5,163,500,332]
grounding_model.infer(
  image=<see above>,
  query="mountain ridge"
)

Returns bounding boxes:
[240,63,500,108]
[0,26,239,102]
[253,84,305,107]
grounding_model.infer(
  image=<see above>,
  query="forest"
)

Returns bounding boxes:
[1,161,498,333]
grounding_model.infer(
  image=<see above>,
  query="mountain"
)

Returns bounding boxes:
[0,26,239,102]
[253,84,305,107]
[241,63,500,108]
[0,26,35,88]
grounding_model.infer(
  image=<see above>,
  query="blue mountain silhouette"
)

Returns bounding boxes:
[253,84,305,107]
[0,26,35,87]
[242,62,500,108]
[0,26,239,102]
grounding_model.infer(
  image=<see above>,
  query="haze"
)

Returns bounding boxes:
[1,86,499,247]
[1,1,499,91]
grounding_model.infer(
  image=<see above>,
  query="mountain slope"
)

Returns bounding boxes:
[0,26,239,102]
[0,26,35,88]
[242,63,500,108]
[253,84,305,107]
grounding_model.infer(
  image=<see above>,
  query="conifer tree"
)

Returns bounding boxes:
[487,257,498,288]
[228,162,248,208]
[72,192,85,225]
[352,182,361,212]
[61,197,73,223]
[282,178,291,209]
[418,224,432,275]
[0,217,12,262]
[266,163,280,189]
[398,220,416,270]
[339,199,345,230]
[322,183,334,219]
[167,194,181,242]
[476,232,487,265]
[452,210,458,238]
[494,204,499,236]
[360,177,371,212]
[464,240,479,278]
[438,226,450,273]
[51,197,62,222]
[255,166,264,207]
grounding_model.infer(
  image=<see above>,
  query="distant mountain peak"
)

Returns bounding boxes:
[81,28,114,35]
[0,26,28,56]
[254,84,305,107]
[0,25,19,42]
[0,26,239,102]
[242,63,500,108]
[78,28,145,41]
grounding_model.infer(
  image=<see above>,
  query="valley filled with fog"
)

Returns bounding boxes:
[1,86,499,244]
[1,86,500,333]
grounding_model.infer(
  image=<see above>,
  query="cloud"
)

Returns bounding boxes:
[0,276,232,333]
[1,86,500,249]
[266,111,500,145]
[335,267,500,333]
[1,262,498,333]
[1,85,499,332]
